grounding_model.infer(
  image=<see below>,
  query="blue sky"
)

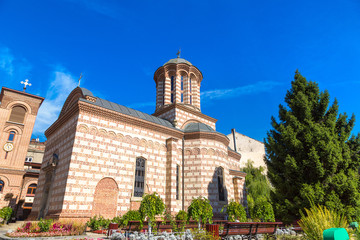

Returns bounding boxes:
[0,0,359,142]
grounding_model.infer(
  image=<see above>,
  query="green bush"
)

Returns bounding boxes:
[191,229,218,240]
[111,216,122,225]
[221,200,247,222]
[175,210,188,221]
[188,196,213,228]
[87,216,102,231]
[252,197,275,222]
[298,204,348,240]
[0,207,13,223]
[120,210,142,227]
[37,218,53,232]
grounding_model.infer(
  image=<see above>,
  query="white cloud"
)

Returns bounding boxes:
[201,81,282,101]
[32,69,77,135]
[0,47,15,76]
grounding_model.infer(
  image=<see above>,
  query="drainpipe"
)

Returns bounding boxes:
[231,128,237,152]
[182,136,185,211]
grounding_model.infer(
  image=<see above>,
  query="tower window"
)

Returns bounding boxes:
[8,131,15,142]
[171,76,175,103]
[134,157,146,197]
[27,184,37,195]
[171,76,174,91]
[181,76,184,91]
[217,167,225,201]
[0,180,4,192]
[190,96,192,104]
[9,106,26,124]
[176,165,180,200]
[189,78,192,93]
[162,79,165,105]
[25,157,33,163]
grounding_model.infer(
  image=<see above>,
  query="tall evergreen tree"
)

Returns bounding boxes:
[265,71,360,222]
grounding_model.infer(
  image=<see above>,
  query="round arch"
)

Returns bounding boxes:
[6,101,32,114]
[91,177,119,219]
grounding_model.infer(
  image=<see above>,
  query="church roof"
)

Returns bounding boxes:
[184,122,216,133]
[164,57,192,66]
[78,88,176,129]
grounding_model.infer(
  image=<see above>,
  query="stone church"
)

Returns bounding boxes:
[30,56,247,221]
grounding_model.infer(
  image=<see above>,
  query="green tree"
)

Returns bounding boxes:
[242,160,274,221]
[187,196,213,229]
[265,70,360,223]
[221,200,247,222]
[139,192,165,233]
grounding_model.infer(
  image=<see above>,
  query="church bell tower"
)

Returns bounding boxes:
[153,55,217,130]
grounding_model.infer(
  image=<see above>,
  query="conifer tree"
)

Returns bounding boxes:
[265,71,360,222]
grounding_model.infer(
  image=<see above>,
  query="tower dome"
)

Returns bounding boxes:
[163,57,192,66]
[154,55,203,112]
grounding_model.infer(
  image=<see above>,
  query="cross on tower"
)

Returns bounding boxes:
[20,79,32,92]
[176,49,181,58]
[78,73,83,87]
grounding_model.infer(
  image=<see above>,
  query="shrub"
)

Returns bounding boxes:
[175,210,188,232]
[221,200,247,222]
[88,216,102,231]
[175,210,188,221]
[120,210,142,227]
[139,192,165,223]
[0,207,13,223]
[252,197,275,222]
[298,204,348,240]
[188,196,213,228]
[38,218,53,232]
[191,229,218,240]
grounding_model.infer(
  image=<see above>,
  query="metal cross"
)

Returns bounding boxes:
[176,49,181,58]
[78,73,83,87]
[20,79,32,92]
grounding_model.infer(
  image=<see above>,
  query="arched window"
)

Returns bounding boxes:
[170,76,175,103]
[189,78,192,104]
[217,167,225,201]
[9,106,26,123]
[176,165,180,200]
[162,79,165,105]
[134,157,146,197]
[0,180,4,192]
[27,184,37,195]
[8,131,15,142]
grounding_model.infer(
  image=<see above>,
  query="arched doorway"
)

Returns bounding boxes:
[92,178,118,219]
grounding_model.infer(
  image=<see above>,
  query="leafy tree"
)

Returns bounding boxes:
[242,160,271,201]
[265,70,360,222]
[187,196,213,229]
[139,192,165,233]
[242,160,274,220]
[221,200,247,222]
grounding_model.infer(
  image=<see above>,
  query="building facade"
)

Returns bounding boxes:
[30,57,246,221]
[0,87,44,219]
[228,129,266,169]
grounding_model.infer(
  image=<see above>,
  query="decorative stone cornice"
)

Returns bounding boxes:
[153,103,217,124]
[184,131,229,146]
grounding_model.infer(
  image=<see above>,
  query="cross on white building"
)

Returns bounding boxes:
[20,79,32,92]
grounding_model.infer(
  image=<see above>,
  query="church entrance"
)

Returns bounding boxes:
[92,178,118,219]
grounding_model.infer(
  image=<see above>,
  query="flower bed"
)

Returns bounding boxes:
[6,219,86,238]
